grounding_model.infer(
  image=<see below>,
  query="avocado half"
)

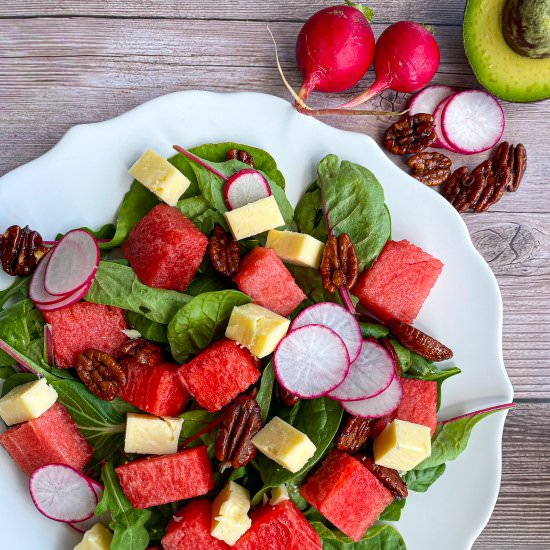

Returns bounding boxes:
[464,0,550,102]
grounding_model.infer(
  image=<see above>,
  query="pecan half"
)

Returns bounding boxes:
[336,415,374,453]
[355,453,408,500]
[383,114,436,155]
[0,225,48,277]
[226,148,254,167]
[75,349,127,401]
[320,233,359,293]
[118,338,162,366]
[215,395,262,469]
[387,319,453,362]
[276,383,300,407]
[407,152,451,186]
[508,143,527,192]
[209,224,241,277]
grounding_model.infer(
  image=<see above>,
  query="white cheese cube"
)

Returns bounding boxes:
[252,416,316,473]
[124,413,183,455]
[211,481,252,545]
[224,195,284,240]
[129,149,190,206]
[266,230,325,268]
[270,484,290,505]
[0,378,57,426]
[225,303,290,358]
[74,523,113,550]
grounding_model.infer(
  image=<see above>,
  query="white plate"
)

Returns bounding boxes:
[0,91,513,549]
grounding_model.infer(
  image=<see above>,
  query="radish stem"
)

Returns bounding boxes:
[173,145,228,181]
[335,78,391,109]
[441,403,515,425]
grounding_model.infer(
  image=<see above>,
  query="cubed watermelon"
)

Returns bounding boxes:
[119,360,188,417]
[234,500,321,550]
[162,499,230,550]
[233,247,305,317]
[0,403,92,475]
[352,240,443,323]
[179,338,260,412]
[115,446,213,509]
[300,450,393,542]
[42,302,128,369]
[121,204,208,292]
[396,378,437,435]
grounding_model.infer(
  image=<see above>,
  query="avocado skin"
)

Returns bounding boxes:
[502,0,550,58]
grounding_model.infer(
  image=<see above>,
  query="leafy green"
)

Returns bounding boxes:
[178,409,219,458]
[311,522,406,550]
[402,464,446,492]
[256,362,275,423]
[0,277,28,309]
[359,321,389,339]
[1,372,37,396]
[186,267,229,297]
[379,498,406,522]
[177,195,227,234]
[294,186,327,242]
[344,1,373,21]
[167,290,250,363]
[0,365,15,380]
[288,265,341,309]
[126,312,168,344]
[56,223,116,243]
[97,463,151,550]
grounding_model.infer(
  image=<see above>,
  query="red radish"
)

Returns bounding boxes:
[69,480,110,533]
[274,324,350,399]
[432,96,460,153]
[29,252,70,305]
[339,374,402,418]
[328,339,395,402]
[290,302,362,363]
[35,282,91,312]
[408,85,455,116]
[442,90,504,154]
[29,464,98,523]
[224,169,271,210]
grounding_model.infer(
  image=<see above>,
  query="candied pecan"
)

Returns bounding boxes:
[226,148,254,167]
[508,143,527,192]
[209,224,241,277]
[118,338,162,366]
[407,152,451,186]
[387,319,453,362]
[336,415,374,453]
[75,349,127,401]
[0,225,48,277]
[355,453,408,500]
[215,395,262,469]
[277,383,300,407]
[320,233,358,293]
[383,114,436,155]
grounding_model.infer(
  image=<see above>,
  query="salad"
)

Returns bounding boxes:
[0,141,513,549]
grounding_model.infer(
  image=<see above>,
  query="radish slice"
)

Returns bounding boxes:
[273,324,350,399]
[69,481,109,533]
[290,303,362,363]
[432,96,460,153]
[328,339,395,402]
[35,281,91,312]
[44,230,99,296]
[442,90,504,154]
[29,464,98,523]
[29,253,72,305]
[224,169,271,210]
[339,375,402,418]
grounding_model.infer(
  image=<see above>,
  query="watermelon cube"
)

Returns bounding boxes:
[300,450,393,542]
[0,403,92,475]
[234,500,321,550]
[119,360,188,417]
[396,378,437,435]
[234,247,305,317]
[115,446,213,509]
[352,240,443,323]
[42,302,128,369]
[121,204,208,292]
[162,499,230,550]
[179,338,260,412]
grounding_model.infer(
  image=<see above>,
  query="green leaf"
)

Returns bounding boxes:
[402,464,446,492]
[344,1,374,22]
[359,321,389,339]
[294,186,327,242]
[0,365,15,379]
[97,463,151,550]
[256,362,275,423]
[177,195,228,234]
[1,372,38,396]
[379,498,406,521]
[167,290,250,363]
[311,522,406,550]
[186,268,229,297]
[56,223,116,243]
[288,265,341,308]
[0,277,29,309]
[126,312,168,344]
[178,409,220,458]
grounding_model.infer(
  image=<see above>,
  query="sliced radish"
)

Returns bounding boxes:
[328,339,395,402]
[442,90,504,154]
[69,481,109,533]
[432,96,460,153]
[339,375,402,418]
[273,324,350,399]
[223,169,271,210]
[44,230,99,296]
[29,252,71,305]
[35,281,91,312]
[29,464,98,523]
[290,303,362,363]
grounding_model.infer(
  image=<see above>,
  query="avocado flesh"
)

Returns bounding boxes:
[464,0,550,101]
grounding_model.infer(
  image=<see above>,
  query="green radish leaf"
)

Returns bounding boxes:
[344,1,374,22]
[125,312,168,344]
[256,362,276,423]
[402,463,446,492]
[310,522,406,550]
[379,498,406,521]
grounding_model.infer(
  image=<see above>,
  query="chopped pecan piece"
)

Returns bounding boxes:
[355,453,408,500]
[0,225,48,277]
[336,415,374,453]
[75,349,127,401]
[383,114,436,155]
[226,148,254,167]
[209,224,241,277]
[320,233,359,293]
[118,338,162,366]
[277,383,300,407]
[215,395,262,469]
[407,152,452,186]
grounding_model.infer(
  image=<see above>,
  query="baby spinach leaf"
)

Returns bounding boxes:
[97,463,151,550]
[310,522,406,550]
[359,321,389,339]
[402,464,446,492]
[178,409,220,459]
[1,372,38,396]
[379,498,406,522]
[0,365,15,380]
[176,195,228,234]
[287,265,341,308]
[256,362,275,423]
[126,312,168,344]
[186,268,229,297]
[294,185,327,242]
[168,153,200,198]
[0,277,28,309]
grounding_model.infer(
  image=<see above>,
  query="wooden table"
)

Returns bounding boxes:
[0,1,548,547]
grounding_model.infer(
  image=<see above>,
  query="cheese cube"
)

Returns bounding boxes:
[129,149,190,207]
[224,195,284,240]
[124,413,183,455]
[225,303,290,358]
[252,417,316,473]
[266,230,325,268]
[270,484,290,505]
[0,378,57,426]
[211,481,252,545]
[373,419,431,472]
[74,523,113,550]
